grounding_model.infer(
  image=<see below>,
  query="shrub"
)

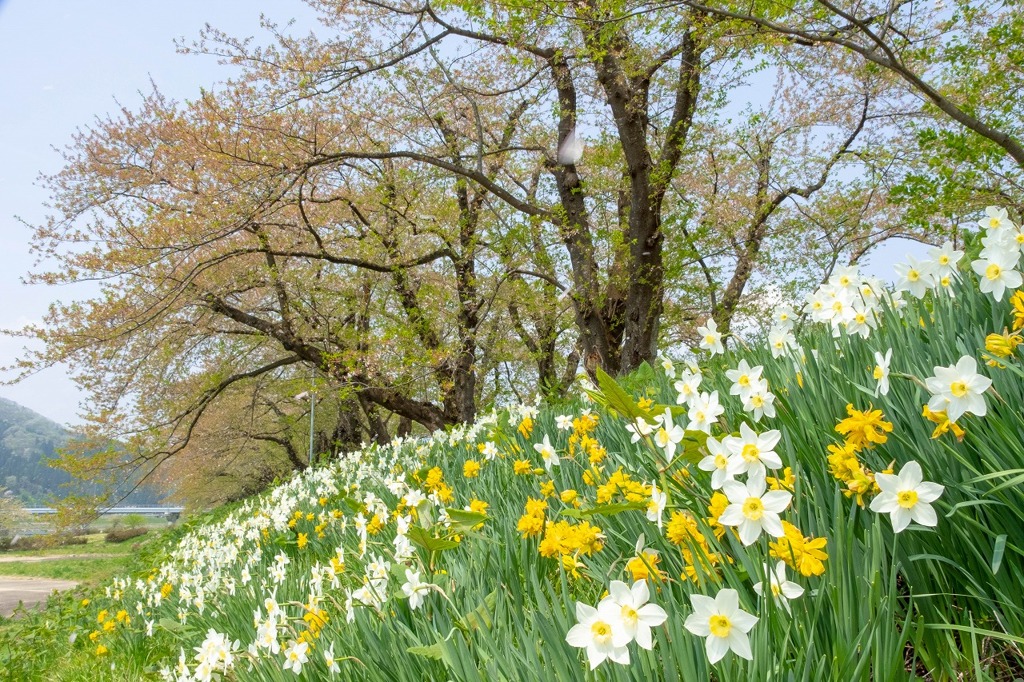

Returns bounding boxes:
[104,527,148,544]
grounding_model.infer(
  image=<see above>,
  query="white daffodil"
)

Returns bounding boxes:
[928,240,964,278]
[873,349,892,396]
[822,286,856,327]
[683,588,758,664]
[803,289,829,323]
[674,368,703,406]
[772,304,797,330]
[481,441,499,460]
[894,256,936,299]
[768,326,797,359]
[555,414,573,430]
[846,302,876,339]
[924,355,992,423]
[534,434,560,470]
[719,469,792,546]
[726,359,764,402]
[601,580,668,650]
[971,251,1022,302]
[646,483,667,529]
[697,319,725,355]
[401,569,432,611]
[870,460,945,533]
[565,600,630,670]
[282,640,309,675]
[698,437,733,490]
[324,642,341,675]
[743,385,776,422]
[753,561,804,613]
[979,205,1014,232]
[723,422,783,478]
[625,416,656,443]
[687,391,725,434]
[660,356,676,378]
[653,408,685,460]
[829,264,860,292]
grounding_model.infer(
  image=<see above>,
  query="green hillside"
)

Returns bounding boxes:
[0,397,73,504]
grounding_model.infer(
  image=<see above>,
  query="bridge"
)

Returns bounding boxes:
[23,506,184,520]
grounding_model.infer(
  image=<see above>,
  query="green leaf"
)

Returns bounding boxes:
[444,508,488,532]
[406,525,460,553]
[458,589,498,631]
[595,367,652,421]
[991,534,1007,575]
[560,501,646,519]
[407,643,445,661]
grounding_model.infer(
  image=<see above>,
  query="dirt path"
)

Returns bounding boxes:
[0,553,119,563]
[0,576,78,617]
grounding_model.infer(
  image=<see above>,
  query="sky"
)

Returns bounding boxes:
[0,0,321,425]
[0,0,927,426]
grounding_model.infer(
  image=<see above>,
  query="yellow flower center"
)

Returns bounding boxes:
[695,410,706,422]
[709,614,732,638]
[705,335,716,345]
[990,217,1001,228]
[907,269,920,282]
[738,375,750,387]
[839,276,851,286]
[940,276,951,287]
[742,496,765,520]
[986,263,1002,280]
[621,605,638,626]
[897,490,918,509]
[832,301,844,312]
[770,582,782,597]
[591,620,612,643]
[1016,233,1024,244]
[714,454,728,469]
[855,313,866,323]
[750,395,764,407]
[939,255,949,265]
[873,365,884,380]
[741,443,760,462]
[950,380,968,398]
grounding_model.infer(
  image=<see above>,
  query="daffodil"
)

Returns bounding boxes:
[924,355,992,423]
[324,642,340,675]
[723,422,783,478]
[894,256,936,299]
[972,251,1022,302]
[601,580,668,650]
[698,436,733,490]
[401,569,432,610]
[873,349,892,396]
[674,368,702,406]
[534,434,560,471]
[653,409,684,460]
[697,318,725,355]
[565,600,630,669]
[683,588,758,664]
[726,360,764,402]
[753,561,804,612]
[870,460,944,533]
[687,391,725,434]
[719,469,792,545]
[282,640,309,675]
[646,483,667,529]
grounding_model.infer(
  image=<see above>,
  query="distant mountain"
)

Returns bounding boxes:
[0,397,164,505]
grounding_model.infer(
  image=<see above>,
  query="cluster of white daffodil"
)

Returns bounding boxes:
[123,422,506,681]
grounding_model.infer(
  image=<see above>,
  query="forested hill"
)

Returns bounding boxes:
[0,397,163,505]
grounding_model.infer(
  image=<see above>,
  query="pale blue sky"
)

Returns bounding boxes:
[0,0,923,426]
[0,0,321,424]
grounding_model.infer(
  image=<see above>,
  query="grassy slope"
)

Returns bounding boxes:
[3,274,1024,681]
